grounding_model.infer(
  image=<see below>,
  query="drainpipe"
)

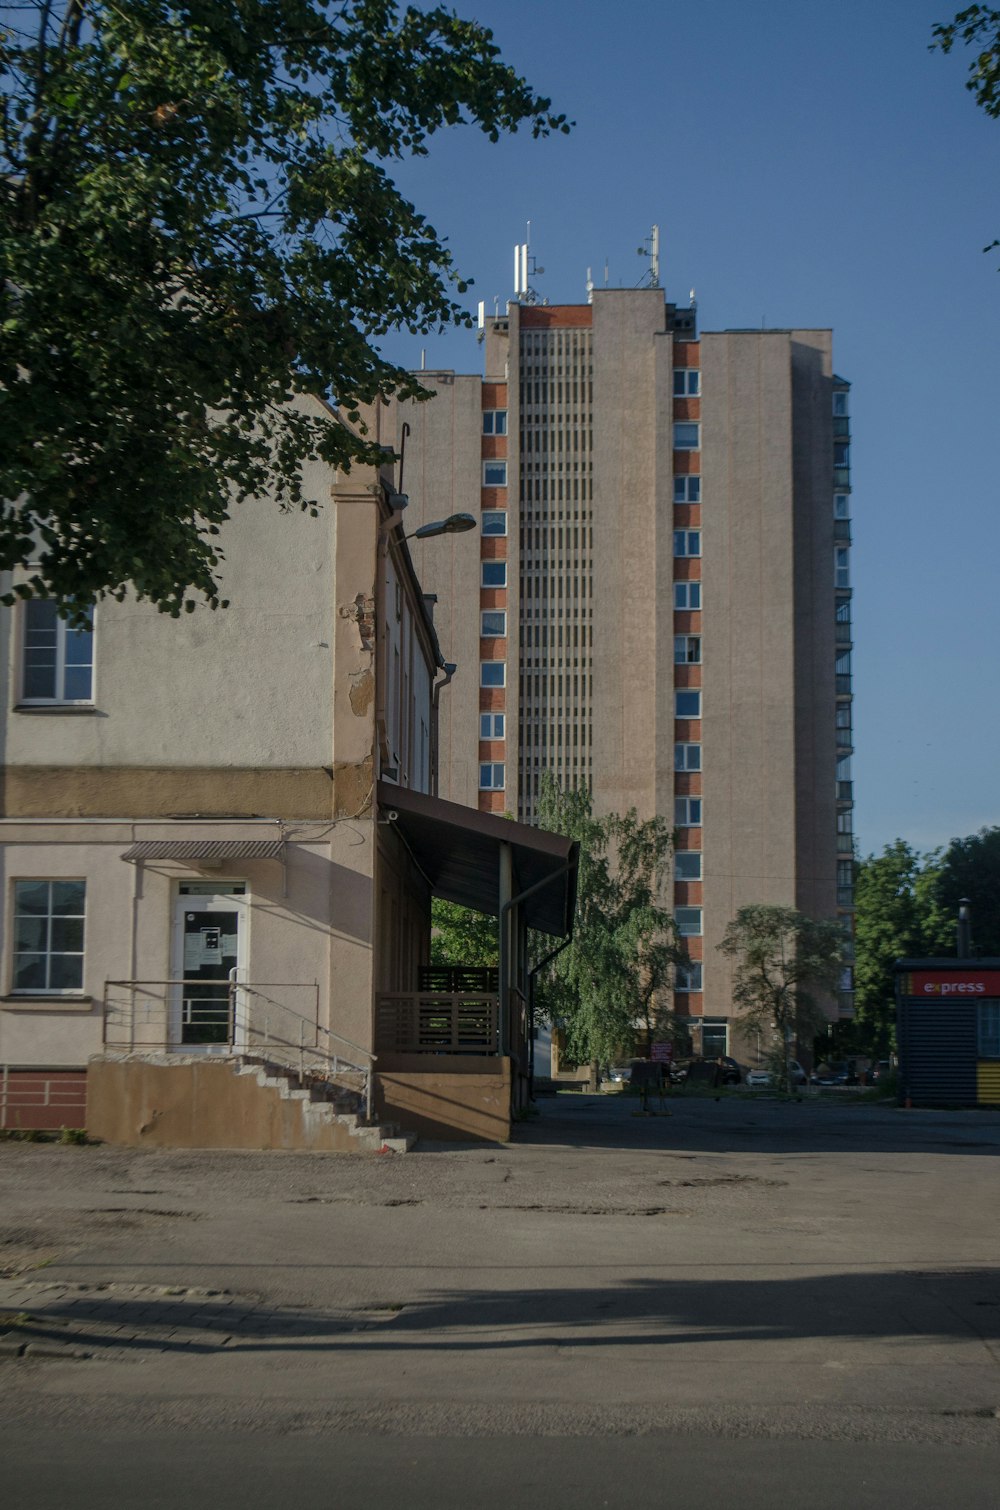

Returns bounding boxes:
[430,661,457,798]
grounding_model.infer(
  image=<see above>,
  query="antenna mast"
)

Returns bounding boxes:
[513,221,545,304]
[636,223,661,289]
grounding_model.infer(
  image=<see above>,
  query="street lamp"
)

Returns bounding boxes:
[406,513,477,541]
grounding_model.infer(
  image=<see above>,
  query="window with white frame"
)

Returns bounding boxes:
[834,492,850,519]
[834,442,850,468]
[21,601,94,704]
[479,762,505,790]
[675,796,702,826]
[835,547,850,589]
[674,851,702,881]
[673,370,700,396]
[673,423,700,450]
[833,391,849,417]
[674,906,702,936]
[674,581,701,610]
[673,476,701,504]
[481,610,506,637]
[674,742,701,771]
[480,712,505,740]
[481,560,507,587]
[482,511,507,536]
[483,460,507,487]
[675,689,701,718]
[480,662,505,687]
[675,961,703,992]
[11,879,86,993]
[674,530,701,557]
[482,410,508,435]
[979,1002,1000,1058]
[674,635,701,665]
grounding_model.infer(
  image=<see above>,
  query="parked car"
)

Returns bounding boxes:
[809,1060,859,1086]
[746,1059,807,1088]
[607,1066,632,1084]
[867,1059,893,1086]
[669,1056,742,1087]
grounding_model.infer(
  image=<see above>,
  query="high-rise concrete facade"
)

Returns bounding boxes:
[394,289,854,1053]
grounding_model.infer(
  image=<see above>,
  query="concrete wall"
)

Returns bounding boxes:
[0,820,376,1067]
[375,1053,511,1142]
[0,432,339,776]
[392,378,490,811]
[591,290,671,822]
[86,1057,362,1151]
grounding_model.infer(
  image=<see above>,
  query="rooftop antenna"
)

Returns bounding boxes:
[585,266,594,304]
[513,220,545,304]
[603,259,609,288]
[476,301,485,345]
[636,224,661,288]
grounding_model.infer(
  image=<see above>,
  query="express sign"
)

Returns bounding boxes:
[902,971,1000,997]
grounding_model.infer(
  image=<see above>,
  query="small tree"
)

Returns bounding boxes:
[718,905,843,1092]
[535,776,686,1071]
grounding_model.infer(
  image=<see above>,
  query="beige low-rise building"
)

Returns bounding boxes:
[0,400,577,1142]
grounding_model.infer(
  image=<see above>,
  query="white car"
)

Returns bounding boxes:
[746,1060,807,1088]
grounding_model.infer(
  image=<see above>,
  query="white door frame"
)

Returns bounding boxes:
[170,886,250,1053]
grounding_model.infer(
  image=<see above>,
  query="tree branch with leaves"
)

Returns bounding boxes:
[0,0,569,613]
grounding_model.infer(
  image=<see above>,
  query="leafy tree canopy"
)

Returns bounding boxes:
[0,0,568,613]
[854,841,951,1052]
[935,825,1000,956]
[430,898,498,969]
[718,904,843,1091]
[534,776,686,1066]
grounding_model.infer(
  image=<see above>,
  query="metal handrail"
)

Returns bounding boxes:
[102,978,375,1121]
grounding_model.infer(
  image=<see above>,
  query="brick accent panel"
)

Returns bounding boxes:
[674,881,703,905]
[673,398,701,421]
[479,638,507,660]
[480,537,507,559]
[673,610,702,633]
[672,558,701,580]
[1,1068,87,1130]
[673,452,701,475]
[673,665,702,689]
[520,306,592,328]
[483,382,508,407]
[674,773,702,796]
[673,342,701,367]
[481,436,507,460]
[479,791,507,813]
[479,688,505,711]
[673,504,701,529]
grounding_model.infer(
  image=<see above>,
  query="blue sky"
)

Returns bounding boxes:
[379,0,1000,858]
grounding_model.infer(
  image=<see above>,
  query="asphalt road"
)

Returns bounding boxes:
[6,1430,1000,1510]
[2,1092,1000,1503]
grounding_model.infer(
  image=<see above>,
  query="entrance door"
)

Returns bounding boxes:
[171,888,247,1049]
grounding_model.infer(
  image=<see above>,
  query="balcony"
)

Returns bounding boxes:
[834,519,852,543]
[375,992,500,1055]
[837,780,854,802]
[835,621,852,645]
[836,674,852,696]
[837,887,855,907]
[834,467,851,487]
[837,833,854,853]
[833,416,851,438]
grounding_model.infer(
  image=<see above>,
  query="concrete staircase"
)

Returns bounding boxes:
[234,1060,416,1153]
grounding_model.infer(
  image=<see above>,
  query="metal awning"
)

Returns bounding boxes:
[121,839,285,864]
[377,781,578,938]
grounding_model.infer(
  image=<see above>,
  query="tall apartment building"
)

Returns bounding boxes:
[396,285,854,1056]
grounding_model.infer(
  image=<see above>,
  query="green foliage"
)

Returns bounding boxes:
[853,841,950,1052]
[0,1,568,612]
[935,825,1000,956]
[932,8,1000,256]
[853,829,1000,1053]
[933,7,1000,116]
[533,775,685,1066]
[430,898,498,969]
[718,904,843,1092]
